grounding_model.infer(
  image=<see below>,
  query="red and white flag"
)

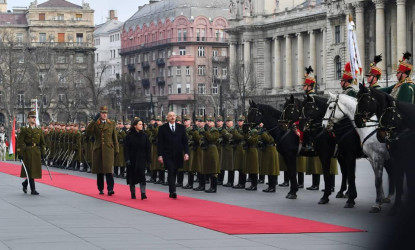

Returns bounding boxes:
[9,117,16,156]
[348,15,363,80]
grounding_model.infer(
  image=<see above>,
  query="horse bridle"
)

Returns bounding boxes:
[280,103,300,129]
[378,103,402,142]
[247,107,279,133]
[323,95,347,130]
[300,97,321,131]
[355,92,379,126]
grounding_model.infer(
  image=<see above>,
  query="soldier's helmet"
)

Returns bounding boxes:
[341,62,355,83]
[397,52,413,75]
[27,110,36,118]
[304,66,316,90]
[366,55,383,79]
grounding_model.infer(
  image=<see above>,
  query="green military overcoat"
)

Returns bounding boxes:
[181,127,194,172]
[115,129,126,166]
[201,128,220,175]
[259,132,279,176]
[244,130,259,174]
[190,128,203,173]
[220,127,234,171]
[86,119,119,174]
[232,127,246,172]
[18,126,46,179]
[380,78,415,104]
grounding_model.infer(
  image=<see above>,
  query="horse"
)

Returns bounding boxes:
[247,99,300,199]
[355,84,415,212]
[0,133,7,161]
[319,94,362,208]
[324,93,394,212]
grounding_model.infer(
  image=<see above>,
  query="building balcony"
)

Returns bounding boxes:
[142,61,150,69]
[156,77,165,86]
[29,19,94,27]
[127,64,135,71]
[167,94,195,102]
[142,78,150,88]
[214,75,229,82]
[28,42,94,49]
[212,56,229,63]
[156,58,165,67]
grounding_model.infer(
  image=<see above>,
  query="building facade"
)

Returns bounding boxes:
[0,0,95,126]
[120,0,229,119]
[227,0,415,109]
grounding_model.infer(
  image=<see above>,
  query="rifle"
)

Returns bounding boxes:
[181,109,184,124]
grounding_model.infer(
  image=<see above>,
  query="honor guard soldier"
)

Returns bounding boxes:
[221,116,235,187]
[18,111,46,195]
[114,120,126,178]
[215,116,225,185]
[181,115,195,189]
[232,115,247,189]
[150,116,165,184]
[86,106,119,195]
[381,52,414,104]
[192,116,205,191]
[71,123,82,171]
[244,126,260,191]
[79,122,88,172]
[340,62,357,97]
[366,55,383,89]
[200,116,220,193]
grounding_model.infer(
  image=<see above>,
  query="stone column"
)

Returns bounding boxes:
[353,1,365,74]
[321,27,327,89]
[285,34,292,90]
[244,40,251,82]
[309,30,316,71]
[297,33,304,89]
[396,0,407,55]
[273,36,281,89]
[373,0,386,71]
[229,41,237,86]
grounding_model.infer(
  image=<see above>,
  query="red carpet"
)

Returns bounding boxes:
[0,162,364,234]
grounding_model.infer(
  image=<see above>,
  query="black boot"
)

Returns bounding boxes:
[307,174,320,190]
[205,176,217,193]
[22,179,28,194]
[193,174,205,191]
[224,171,234,187]
[130,185,136,199]
[279,171,289,187]
[183,172,194,189]
[218,171,224,185]
[297,172,304,188]
[245,174,257,191]
[176,171,184,187]
[29,179,39,195]
[263,175,276,192]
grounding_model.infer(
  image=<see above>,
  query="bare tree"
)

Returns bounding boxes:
[0,29,32,128]
[229,60,257,114]
[82,62,111,111]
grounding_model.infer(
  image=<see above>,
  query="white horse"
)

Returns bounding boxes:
[322,93,394,213]
[0,133,7,161]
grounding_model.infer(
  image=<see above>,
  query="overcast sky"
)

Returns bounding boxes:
[9,0,149,24]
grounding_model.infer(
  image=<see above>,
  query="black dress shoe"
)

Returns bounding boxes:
[175,183,183,187]
[154,180,163,184]
[245,185,257,191]
[22,183,27,194]
[262,187,276,193]
[223,182,233,187]
[298,184,304,188]
[147,178,155,183]
[141,193,147,200]
[232,184,245,189]
[31,190,39,195]
[99,190,104,195]
[108,190,115,196]
[322,187,335,192]
[193,186,205,191]
[131,193,136,199]
[217,181,223,185]
[205,188,217,193]
[278,182,289,187]
[161,182,169,186]
[306,185,319,191]
[258,179,264,184]
[182,184,193,189]
[169,193,177,199]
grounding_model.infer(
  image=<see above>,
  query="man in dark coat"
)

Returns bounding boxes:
[86,106,119,196]
[157,111,189,198]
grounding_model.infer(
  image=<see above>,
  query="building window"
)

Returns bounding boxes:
[168,85,172,94]
[176,67,182,76]
[76,33,83,43]
[197,105,205,116]
[198,83,206,94]
[177,29,182,41]
[335,25,341,44]
[222,67,228,76]
[16,33,23,43]
[75,55,84,64]
[213,67,218,76]
[186,83,190,94]
[181,104,188,115]
[58,73,65,84]
[198,46,205,57]
[57,56,66,64]
[39,13,45,21]
[95,38,100,45]
[159,86,164,96]
[58,94,65,102]
[198,65,206,76]
[212,83,218,95]
[145,88,150,96]
[335,56,342,80]
[18,93,24,106]
[168,67,172,76]
[177,83,182,94]
[57,14,64,20]
[39,33,47,43]
[186,66,190,76]
[215,29,224,41]
[212,50,218,57]
[179,47,186,55]
[196,28,205,41]
[183,29,187,41]
[76,14,82,20]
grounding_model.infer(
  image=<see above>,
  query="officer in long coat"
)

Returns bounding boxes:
[18,111,46,195]
[86,106,119,195]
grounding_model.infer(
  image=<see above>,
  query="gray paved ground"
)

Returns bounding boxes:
[0,159,396,250]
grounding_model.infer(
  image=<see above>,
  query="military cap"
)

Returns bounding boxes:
[366,55,383,79]
[206,115,215,122]
[176,115,182,121]
[80,122,86,126]
[124,119,131,125]
[183,115,191,121]
[27,111,36,118]
[150,116,156,121]
[155,116,161,121]
[216,116,223,122]
[100,106,108,113]
[196,116,203,122]
[238,115,245,121]
[134,116,141,121]
[117,120,123,124]
[226,116,233,121]
[397,52,413,75]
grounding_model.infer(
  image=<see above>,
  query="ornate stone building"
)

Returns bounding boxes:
[0,0,95,126]
[120,0,229,119]
[227,0,415,109]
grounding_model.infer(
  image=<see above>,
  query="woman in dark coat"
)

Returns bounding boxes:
[124,119,151,199]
